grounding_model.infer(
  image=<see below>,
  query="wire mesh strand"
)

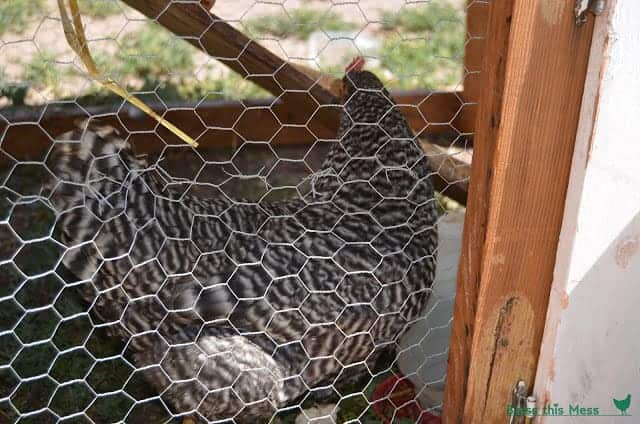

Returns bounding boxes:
[0,0,473,422]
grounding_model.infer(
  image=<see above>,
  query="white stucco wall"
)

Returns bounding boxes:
[534,1,640,422]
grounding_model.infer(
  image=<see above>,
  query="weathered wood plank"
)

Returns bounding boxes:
[442,0,514,420]
[454,0,490,135]
[0,90,463,149]
[443,0,596,422]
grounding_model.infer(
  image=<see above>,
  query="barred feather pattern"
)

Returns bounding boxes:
[46,70,438,422]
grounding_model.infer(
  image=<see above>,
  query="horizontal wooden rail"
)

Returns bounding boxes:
[0,89,464,150]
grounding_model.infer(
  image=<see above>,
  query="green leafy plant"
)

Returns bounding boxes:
[380,2,462,34]
[377,3,465,90]
[379,34,463,90]
[69,73,269,107]
[92,23,268,102]
[245,9,357,40]
[78,0,125,18]
[5,1,464,104]
[114,23,195,80]
[24,51,61,91]
[178,72,269,101]
[0,0,47,36]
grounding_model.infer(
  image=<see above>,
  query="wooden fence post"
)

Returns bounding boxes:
[442,1,596,422]
[454,0,489,136]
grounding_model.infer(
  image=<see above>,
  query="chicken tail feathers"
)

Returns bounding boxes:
[46,119,147,210]
[42,120,163,318]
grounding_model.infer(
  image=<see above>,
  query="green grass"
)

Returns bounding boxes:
[176,71,270,100]
[0,68,28,106]
[114,23,195,79]
[0,0,47,36]
[0,0,122,36]
[70,22,268,103]
[378,35,463,90]
[23,51,61,91]
[245,9,357,40]
[79,0,125,18]
[376,2,465,90]
[380,2,463,34]
[312,3,465,90]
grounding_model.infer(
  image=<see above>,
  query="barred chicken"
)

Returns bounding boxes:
[48,58,438,422]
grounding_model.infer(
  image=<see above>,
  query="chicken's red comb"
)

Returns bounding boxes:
[345,56,365,73]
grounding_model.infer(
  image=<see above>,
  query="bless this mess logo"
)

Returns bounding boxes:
[507,394,632,418]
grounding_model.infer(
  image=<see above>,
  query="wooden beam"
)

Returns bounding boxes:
[0,90,462,150]
[117,1,470,141]
[454,0,490,136]
[442,0,513,419]
[443,0,596,422]
[422,140,470,206]
[0,91,469,204]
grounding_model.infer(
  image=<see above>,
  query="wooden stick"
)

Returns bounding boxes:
[120,0,339,131]
[199,0,215,11]
[119,0,478,149]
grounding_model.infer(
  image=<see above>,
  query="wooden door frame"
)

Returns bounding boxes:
[442,1,596,422]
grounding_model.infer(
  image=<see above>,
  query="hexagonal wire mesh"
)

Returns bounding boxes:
[0,0,476,422]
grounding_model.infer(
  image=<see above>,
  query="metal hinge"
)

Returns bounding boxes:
[508,380,537,424]
[575,0,607,26]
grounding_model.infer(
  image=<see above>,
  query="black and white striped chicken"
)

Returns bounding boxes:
[48,58,438,422]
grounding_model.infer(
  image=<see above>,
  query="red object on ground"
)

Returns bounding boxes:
[371,375,441,424]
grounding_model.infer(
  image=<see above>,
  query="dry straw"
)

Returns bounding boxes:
[56,0,199,148]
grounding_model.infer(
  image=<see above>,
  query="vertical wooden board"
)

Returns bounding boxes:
[442,0,514,422]
[458,1,595,423]
[455,0,490,136]
[534,1,640,418]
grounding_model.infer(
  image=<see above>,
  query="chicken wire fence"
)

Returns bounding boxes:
[0,1,474,423]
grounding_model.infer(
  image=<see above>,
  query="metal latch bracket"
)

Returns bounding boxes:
[575,0,607,26]
[509,380,537,424]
